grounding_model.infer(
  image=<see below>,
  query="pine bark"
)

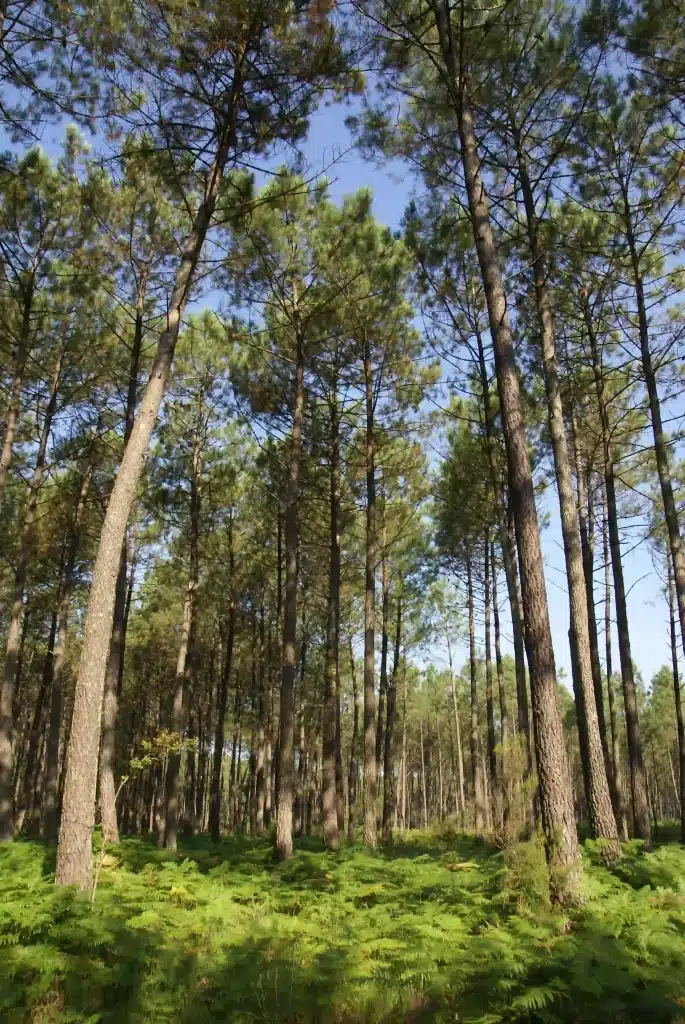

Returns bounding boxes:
[622,193,685,683]
[668,562,685,844]
[322,391,341,849]
[363,339,378,847]
[484,538,498,825]
[516,139,618,847]
[275,328,305,861]
[55,122,235,888]
[347,638,360,842]
[44,466,93,839]
[383,593,401,842]
[434,23,580,891]
[585,297,651,841]
[98,283,146,844]
[210,516,234,841]
[467,559,484,833]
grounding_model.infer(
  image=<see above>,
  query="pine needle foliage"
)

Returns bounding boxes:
[1,833,684,1022]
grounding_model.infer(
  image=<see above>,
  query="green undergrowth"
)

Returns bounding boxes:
[1,829,685,1023]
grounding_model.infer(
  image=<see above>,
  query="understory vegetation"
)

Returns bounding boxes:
[2,831,685,1023]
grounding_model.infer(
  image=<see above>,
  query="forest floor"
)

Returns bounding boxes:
[2,827,685,1023]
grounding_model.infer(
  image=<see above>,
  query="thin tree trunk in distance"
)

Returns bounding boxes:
[484,537,498,826]
[492,542,509,823]
[668,561,685,844]
[44,465,93,839]
[210,518,235,841]
[347,638,359,842]
[383,593,401,843]
[323,390,341,849]
[602,512,628,839]
[467,559,484,833]
[363,340,378,847]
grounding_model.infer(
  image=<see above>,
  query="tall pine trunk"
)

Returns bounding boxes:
[516,140,618,848]
[323,390,341,849]
[467,559,484,832]
[383,593,401,842]
[668,561,685,844]
[435,11,580,892]
[484,538,498,826]
[347,638,360,842]
[56,123,235,888]
[585,296,651,841]
[363,340,378,847]
[622,194,685,678]
[275,329,304,861]
[209,516,234,841]
[98,283,146,844]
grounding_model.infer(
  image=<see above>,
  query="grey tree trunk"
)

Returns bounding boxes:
[382,593,401,842]
[363,341,378,847]
[467,559,484,833]
[433,17,580,892]
[55,131,232,887]
[323,391,341,849]
[275,329,305,861]
[585,297,651,842]
[516,141,618,848]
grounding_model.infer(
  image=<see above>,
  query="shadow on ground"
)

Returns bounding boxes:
[1,830,684,1023]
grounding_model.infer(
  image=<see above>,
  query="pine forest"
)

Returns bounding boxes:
[2,1,685,1021]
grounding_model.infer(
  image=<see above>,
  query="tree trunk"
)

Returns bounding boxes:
[622,193,685,684]
[420,717,428,829]
[255,603,267,834]
[322,390,341,849]
[484,537,498,826]
[164,412,203,851]
[668,560,685,844]
[21,604,58,828]
[448,639,465,824]
[98,281,146,845]
[44,466,93,839]
[474,318,532,782]
[1,349,62,839]
[363,339,378,847]
[435,13,580,893]
[383,593,401,842]
[573,431,626,838]
[492,542,509,822]
[347,637,359,842]
[275,326,305,861]
[376,530,389,780]
[55,124,235,888]
[467,558,484,832]
[516,139,618,848]
[210,517,235,842]
[585,297,651,841]
[603,512,627,837]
